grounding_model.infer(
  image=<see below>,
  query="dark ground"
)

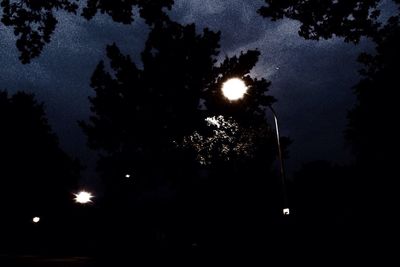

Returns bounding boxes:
[1,221,392,266]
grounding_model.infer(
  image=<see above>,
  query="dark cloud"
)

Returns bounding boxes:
[0,0,377,183]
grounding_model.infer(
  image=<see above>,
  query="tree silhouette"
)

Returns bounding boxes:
[292,161,356,225]
[257,3,399,253]
[80,18,286,248]
[257,0,400,43]
[81,19,277,181]
[0,91,80,240]
[346,16,400,224]
[1,0,173,63]
[82,0,174,24]
[348,16,400,161]
[1,0,79,63]
[259,1,400,227]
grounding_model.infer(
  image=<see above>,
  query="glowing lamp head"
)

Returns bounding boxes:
[32,217,40,223]
[74,191,94,204]
[222,78,248,101]
[283,208,290,216]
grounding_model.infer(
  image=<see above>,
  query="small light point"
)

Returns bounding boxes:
[283,208,290,216]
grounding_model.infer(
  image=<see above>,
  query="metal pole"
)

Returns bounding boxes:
[268,106,289,215]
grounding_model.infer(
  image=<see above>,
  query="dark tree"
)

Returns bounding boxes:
[1,0,79,63]
[259,0,400,227]
[288,161,365,256]
[258,0,400,43]
[0,91,80,240]
[1,0,173,63]
[80,19,286,249]
[348,16,400,161]
[82,0,174,24]
[81,19,278,186]
[292,161,356,225]
[346,16,400,224]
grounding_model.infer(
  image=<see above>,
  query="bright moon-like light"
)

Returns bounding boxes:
[125,174,131,178]
[32,217,40,223]
[222,78,248,101]
[74,191,94,204]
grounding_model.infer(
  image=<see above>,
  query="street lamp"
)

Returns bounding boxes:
[221,78,290,216]
[74,191,94,204]
[221,78,248,101]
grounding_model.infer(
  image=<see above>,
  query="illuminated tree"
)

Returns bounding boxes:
[80,18,288,246]
[81,18,278,177]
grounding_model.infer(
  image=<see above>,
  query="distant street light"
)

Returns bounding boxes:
[283,208,290,216]
[221,78,290,216]
[32,217,40,223]
[74,191,94,204]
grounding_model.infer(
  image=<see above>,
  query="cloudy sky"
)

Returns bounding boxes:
[0,0,378,185]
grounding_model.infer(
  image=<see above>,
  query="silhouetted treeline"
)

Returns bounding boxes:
[0,90,81,253]
[1,0,399,261]
[1,0,173,63]
[346,16,400,226]
[291,161,356,226]
[258,0,400,43]
[79,17,290,253]
[259,0,400,244]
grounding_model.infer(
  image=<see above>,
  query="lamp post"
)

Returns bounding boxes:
[221,78,290,216]
[74,191,94,204]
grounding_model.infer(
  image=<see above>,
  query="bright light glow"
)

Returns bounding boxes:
[74,191,94,204]
[125,174,131,178]
[32,217,40,223]
[283,208,290,216]
[222,78,248,101]
[205,116,221,128]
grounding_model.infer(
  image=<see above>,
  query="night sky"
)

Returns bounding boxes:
[0,0,383,186]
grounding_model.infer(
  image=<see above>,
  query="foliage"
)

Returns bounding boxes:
[81,19,278,179]
[82,0,174,24]
[347,16,400,165]
[0,90,80,223]
[258,0,397,43]
[1,0,79,63]
[79,19,285,238]
[1,0,174,63]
